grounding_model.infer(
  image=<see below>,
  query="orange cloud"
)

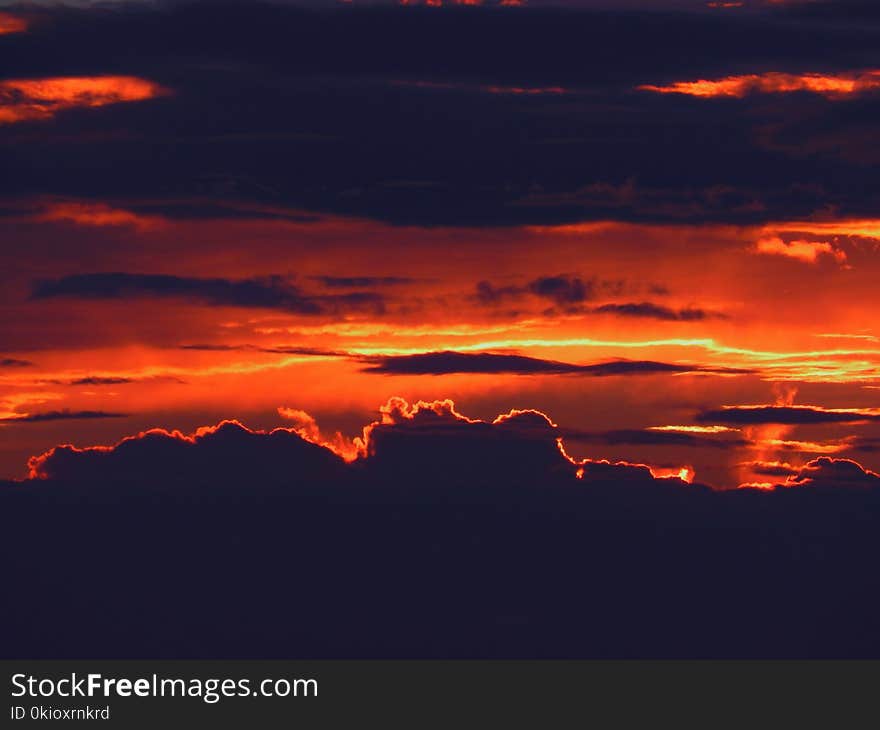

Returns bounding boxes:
[0,76,169,125]
[768,219,880,241]
[0,12,27,34]
[649,425,738,434]
[754,235,847,264]
[638,70,880,99]
[37,202,166,231]
[652,465,696,483]
[760,438,854,455]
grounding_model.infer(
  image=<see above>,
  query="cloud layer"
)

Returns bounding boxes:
[3,1,880,226]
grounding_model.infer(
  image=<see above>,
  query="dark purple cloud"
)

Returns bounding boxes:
[31,272,385,315]
[697,405,880,425]
[361,351,753,376]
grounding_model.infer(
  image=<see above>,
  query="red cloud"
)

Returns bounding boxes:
[36,202,166,231]
[0,12,26,35]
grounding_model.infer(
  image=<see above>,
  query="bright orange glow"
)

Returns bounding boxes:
[650,465,695,482]
[639,70,880,99]
[767,219,880,240]
[0,12,27,34]
[754,236,847,264]
[0,76,169,125]
[278,406,359,461]
[3,212,880,485]
[738,482,776,490]
[760,439,852,454]
[649,425,739,434]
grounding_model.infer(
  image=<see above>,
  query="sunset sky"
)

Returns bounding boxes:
[2,0,880,489]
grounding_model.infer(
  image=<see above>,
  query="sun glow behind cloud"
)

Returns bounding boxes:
[0,76,169,125]
[639,70,880,99]
[754,236,847,264]
[0,12,26,34]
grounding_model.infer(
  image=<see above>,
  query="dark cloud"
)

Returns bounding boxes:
[742,457,880,489]
[28,420,346,484]
[2,410,128,423]
[786,456,880,489]
[528,275,592,305]
[474,280,713,320]
[9,398,880,659]
[2,2,880,226]
[0,358,33,368]
[26,398,677,489]
[741,460,800,478]
[39,374,185,386]
[31,272,385,315]
[565,428,748,449]
[67,377,136,386]
[697,405,880,425]
[850,436,880,453]
[474,280,526,306]
[178,343,344,357]
[177,343,249,352]
[592,302,721,321]
[358,398,579,485]
[312,276,415,288]
[476,275,606,308]
[361,350,753,376]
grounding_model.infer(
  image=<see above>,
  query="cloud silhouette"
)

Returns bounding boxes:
[785,457,880,489]
[528,275,593,305]
[12,398,880,661]
[312,276,415,288]
[697,405,880,425]
[355,398,579,485]
[25,398,699,490]
[565,428,748,449]
[0,358,34,368]
[740,460,800,478]
[28,420,347,485]
[360,351,753,376]
[592,302,721,321]
[473,280,718,321]
[31,272,385,315]
[475,276,633,310]
[3,1,880,227]
[178,343,344,357]
[67,377,136,386]
[2,410,128,423]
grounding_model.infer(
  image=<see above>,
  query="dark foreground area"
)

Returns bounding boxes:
[3,474,880,659]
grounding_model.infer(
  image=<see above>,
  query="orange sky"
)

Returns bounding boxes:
[2,205,879,487]
[2,1,880,489]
